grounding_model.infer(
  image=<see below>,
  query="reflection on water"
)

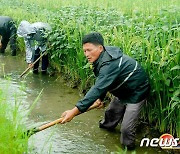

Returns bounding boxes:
[0,54,168,154]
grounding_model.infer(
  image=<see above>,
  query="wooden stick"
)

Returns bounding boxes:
[24,100,102,137]
[38,118,63,131]
[19,51,47,78]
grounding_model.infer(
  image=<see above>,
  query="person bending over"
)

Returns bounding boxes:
[17,20,51,74]
[61,32,150,150]
[0,16,17,56]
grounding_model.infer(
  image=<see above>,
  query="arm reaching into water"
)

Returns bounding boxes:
[60,99,103,124]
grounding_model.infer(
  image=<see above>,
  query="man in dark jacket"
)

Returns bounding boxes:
[60,32,150,150]
[0,16,17,56]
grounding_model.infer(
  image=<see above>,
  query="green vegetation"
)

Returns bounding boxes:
[0,87,29,153]
[0,0,179,137]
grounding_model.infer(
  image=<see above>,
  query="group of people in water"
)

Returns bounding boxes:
[0,16,50,74]
[0,16,150,151]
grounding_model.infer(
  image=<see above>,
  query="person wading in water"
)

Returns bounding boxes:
[60,32,150,150]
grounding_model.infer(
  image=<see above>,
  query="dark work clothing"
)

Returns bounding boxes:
[0,16,17,56]
[76,45,150,148]
[33,48,48,73]
[76,46,150,113]
[99,97,145,147]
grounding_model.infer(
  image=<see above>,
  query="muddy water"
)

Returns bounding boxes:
[0,53,168,154]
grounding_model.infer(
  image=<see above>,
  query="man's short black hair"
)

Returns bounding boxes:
[82,32,104,46]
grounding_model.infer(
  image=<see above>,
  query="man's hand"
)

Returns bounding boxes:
[61,107,80,124]
[88,99,104,110]
[28,63,34,68]
[60,99,103,124]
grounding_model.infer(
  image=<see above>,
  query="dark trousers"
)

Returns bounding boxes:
[99,97,145,147]
[33,48,48,73]
[0,22,17,56]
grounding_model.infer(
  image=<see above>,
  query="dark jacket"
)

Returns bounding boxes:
[0,16,16,37]
[76,46,150,113]
[0,16,17,55]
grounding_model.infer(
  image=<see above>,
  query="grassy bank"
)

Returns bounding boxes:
[0,86,29,153]
[0,0,179,137]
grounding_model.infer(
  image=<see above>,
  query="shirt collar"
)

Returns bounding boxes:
[93,50,105,67]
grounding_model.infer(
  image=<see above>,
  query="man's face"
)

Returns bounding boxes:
[83,43,103,63]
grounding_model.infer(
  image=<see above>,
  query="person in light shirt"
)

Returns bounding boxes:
[17,20,51,74]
